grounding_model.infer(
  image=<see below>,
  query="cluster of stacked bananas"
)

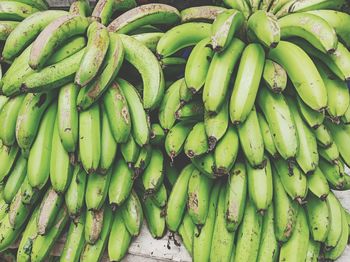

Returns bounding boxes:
[0,0,350,261]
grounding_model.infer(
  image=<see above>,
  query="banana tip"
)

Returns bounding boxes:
[186,150,196,158]
[208,136,217,151]
[270,42,278,49]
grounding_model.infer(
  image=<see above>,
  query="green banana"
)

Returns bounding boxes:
[75,21,109,87]
[225,161,247,232]
[141,195,166,239]
[178,211,195,255]
[342,105,350,124]
[237,107,265,168]
[0,144,18,182]
[2,10,67,61]
[268,0,292,14]
[222,0,251,18]
[60,212,86,262]
[319,142,340,165]
[230,43,265,124]
[247,10,280,48]
[117,78,150,147]
[0,198,9,221]
[70,0,90,16]
[91,0,116,25]
[120,134,140,167]
[85,207,105,244]
[184,122,209,158]
[134,145,152,177]
[268,41,327,111]
[210,185,235,262]
[325,192,343,249]
[119,34,164,110]
[0,95,9,111]
[203,37,245,114]
[279,207,309,262]
[3,154,27,203]
[0,1,39,21]
[211,9,244,52]
[179,77,193,104]
[150,124,165,147]
[109,158,133,207]
[156,22,212,58]
[20,176,38,205]
[166,164,194,232]
[29,15,89,70]
[256,205,279,262]
[65,166,87,218]
[325,122,350,167]
[257,111,278,158]
[175,100,204,121]
[180,6,226,23]
[307,167,330,200]
[305,193,330,242]
[257,86,298,160]
[0,212,23,252]
[150,183,167,208]
[85,169,111,211]
[0,94,25,146]
[272,166,298,242]
[107,209,131,262]
[5,0,48,10]
[319,158,345,190]
[142,148,164,194]
[262,59,287,93]
[213,125,239,175]
[98,104,117,174]
[37,187,63,235]
[305,239,321,262]
[191,152,216,179]
[121,190,143,236]
[313,124,333,148]
[28,102,57,189]
[79,103,101,174]
[296,95,325,129]
[77,33,124,110]
[132,32,163,52]
[16,92,56,155]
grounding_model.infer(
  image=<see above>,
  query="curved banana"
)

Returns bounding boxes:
[222,0,251,18]
[313,124,333,148]
[142,148,164,194]
[191,152,216,179]
[0,212,24,252]
[70,0,91,16]
[0,1,39,21]
[85,207,105,244]
[262,59,287,93]
[121,190,143,236]
[181,5,226,23]
[178,211,195,255]
[20,176,38,205]
[257,112,278,158]
[319,158,345,190]
[325,122,350,167]
[134,144,152,177]
[203,37,245,114]
[319,141,340,165]
[307,167,330,200]
[6,0,48,10]
[296,95,324,129]
[151,183,167,208]
[132,32,163,52]
[175,100,204,121]
[0,144,18,182]
[120,134,140,167]
[184,122,209,158]
[230,43,265,124]
[91,0,116,26]
[325,192,343,249]
[305,239,321,262]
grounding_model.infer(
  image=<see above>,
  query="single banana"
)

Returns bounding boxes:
[85,207,105,244]
[132,32,164,52]
[184,122,209,158]
[65,166,87,219]
[307,167,330,200]
[257,111,278,158]
[211,9,244,52]
[20,176,38,205]
[180,6,226,23]
[178,211,195,256]
[120,134,140,167]
[5,0,48,10]
[142,148,164,194]
[91,0,117,25]
[156,22,212,58]
[29,15,89,70]
[0,95,9,111]
[313,124,333,148]
[305,193,330,242]
[192,152,216,179]
[109,158,133,207]
[175,100,204,121]
[305,239,321,262]
[28,102,57,189]
[150,183,167,208]
[234,200,263,262]
[121,190,143,236]
[279,207,309,262]
[237,106,265,168]
[2,10,67,61]
[166,164,194,232]
[0,198,9,221]
[0,1,39,21]
[0,212,24,252]
[268,0,292,14]
[0,144,18,182]
[296,95,325,129]
[70,0,91,16]
[203,37,245,114]
[213,125,239,175]
[262,59,287,93]
[325,122,350,167]
[150,124,165,147]
[230,43,265,124]
[60,212,86,262]
[85,169,112,211]
[134,145,152,177]
[342,105,350,124]
[0,94,25,146]
[165,164,179,187]
[257,86,298,160]
[75,21,110,87]
[319,142,340,165]
[179,77,193,104]
[319,158,345,190]
[325,192,343,249]
[222,0,251,18]
[79,103,101,174]
[247,10,280,48]
[225,161,247,232]
[119,34,165,110]
[268,41,327,111]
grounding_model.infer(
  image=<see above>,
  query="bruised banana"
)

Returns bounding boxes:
[142,148,164,194]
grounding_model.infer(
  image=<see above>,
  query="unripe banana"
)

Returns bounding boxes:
[234,200,263,262]
[85,207,105,244]
[134,145,152,178]
[150,124,165,147]
[65,166,87,219]
[192,152,216,179]
[257,111,278,158]
[319,158,345,190]
[60,212,86,262]
[203,37,245,114]
[5,0,48,10]
[28,102,57,189]
[184,122,209,158]
[0,144,18,182]
[319,142,340,165]
[91,0,118,26]
[211,9,244,52]
[180,6,226,23]
[272,166,298,242]
[222,0,251,18]
[166,164,194,232]
[225,161,247,232]
[341,105,350,124]
[85,169,112,211]
[296,95,325,129]
[268,41,327,111]
[119,34,165,110]
[0,212,23,252]
[213,125,239,175]
[77,32,124,110]
[279,207,309,262]
[79,103,101,174]
[305,193,330,242]
[142,148,164,194]
[305,239,321,262]
[268,0,292,14]
[117,78,150,146]
[70,0,91,16]
[0,94,25,146]
[175,100,204,121]
[107,209,131,262]
[132,32,163,52]
[0,1,39,21]
[121,190,143,237]
[37,187,63,235]
[20,176,38,205]
[0,24,21,44]
[257,86,298,160]
[178,211,195,256]
[307,167,330,200]
[0,198,8,221]
[150,183,167,208]
[3,154,26,204]
[247,10,280,48]
[313,124,333,148]
[325,192,343,249]
[0,96,9,111]
[262,59,287,93]
[165,164,179,188]
[237,106,265,168]
[210,185,235,262]
[109,158,133,208]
